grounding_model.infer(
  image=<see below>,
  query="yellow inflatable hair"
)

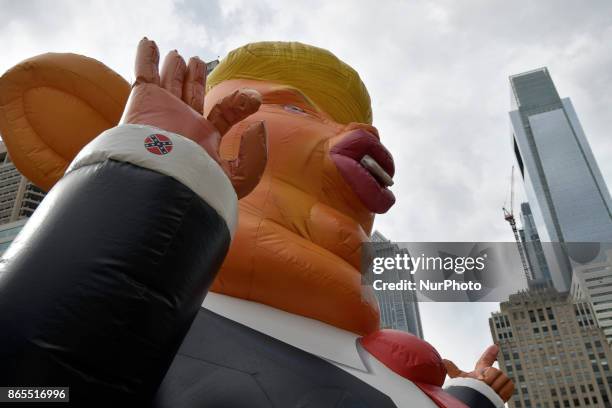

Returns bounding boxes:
[207,41,372,125]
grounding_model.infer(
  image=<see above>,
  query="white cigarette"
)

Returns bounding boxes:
[360,155,394,187]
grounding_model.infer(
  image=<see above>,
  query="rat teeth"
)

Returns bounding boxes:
[360,155,394,187]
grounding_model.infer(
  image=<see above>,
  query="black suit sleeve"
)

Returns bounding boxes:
[444,377,504,408]
[0,124,237,405]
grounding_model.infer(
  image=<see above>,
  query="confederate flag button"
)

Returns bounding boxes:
[144,134,173,155]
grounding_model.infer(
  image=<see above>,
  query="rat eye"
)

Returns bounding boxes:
[284,104,307,115]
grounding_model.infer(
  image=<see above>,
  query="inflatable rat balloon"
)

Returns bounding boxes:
[0,38,513,407]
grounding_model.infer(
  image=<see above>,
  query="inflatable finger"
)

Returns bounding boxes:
[0,53,130,191]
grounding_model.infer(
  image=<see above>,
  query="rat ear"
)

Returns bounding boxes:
[0,53,130,191]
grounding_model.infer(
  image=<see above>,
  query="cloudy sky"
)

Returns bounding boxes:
[2,0,611,373]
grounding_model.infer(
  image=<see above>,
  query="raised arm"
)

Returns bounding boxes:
[0,37,266,405]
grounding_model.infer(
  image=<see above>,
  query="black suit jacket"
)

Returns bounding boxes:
[154,308,398,407]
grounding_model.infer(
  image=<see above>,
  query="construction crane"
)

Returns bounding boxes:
[503,166,533,282]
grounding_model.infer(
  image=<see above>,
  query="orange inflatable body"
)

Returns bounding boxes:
[0,42,394,334]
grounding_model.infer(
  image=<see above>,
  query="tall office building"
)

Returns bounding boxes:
[0,218,28,256]
[520,202,552,283]
[0,141,45,225]
[509,68,612,290]
[571,248,612,345]
[0,140,45,273]
[369,231,423,338]
[490,283,612,408]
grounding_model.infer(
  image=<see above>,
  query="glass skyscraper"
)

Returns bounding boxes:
[509,68,612,290]
[369,231,423,338]
[519,202,552,283]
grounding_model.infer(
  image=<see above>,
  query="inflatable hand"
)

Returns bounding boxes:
[443,344,515,402]
[125,38,267,198]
